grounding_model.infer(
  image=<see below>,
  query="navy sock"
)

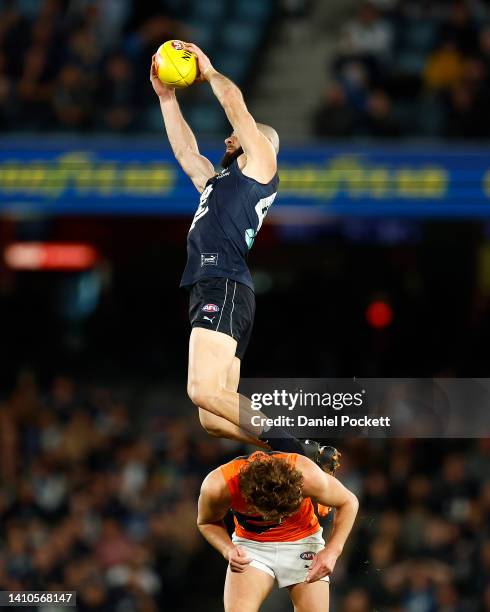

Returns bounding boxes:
[260,426,304,454]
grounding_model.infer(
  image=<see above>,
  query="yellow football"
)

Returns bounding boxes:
[155,40,197,88]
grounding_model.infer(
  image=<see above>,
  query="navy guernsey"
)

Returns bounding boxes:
[180,159,279,292]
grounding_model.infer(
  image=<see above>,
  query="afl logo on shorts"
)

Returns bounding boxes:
[300,552,315,561]
[171,40,184,50]
[202,304,219,313]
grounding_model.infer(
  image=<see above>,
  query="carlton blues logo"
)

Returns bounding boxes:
[202,304,219,313]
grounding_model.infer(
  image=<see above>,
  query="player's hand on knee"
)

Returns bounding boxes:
[227,545,252,573]
[305,548,338,583]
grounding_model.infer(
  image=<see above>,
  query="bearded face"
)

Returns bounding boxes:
[221,132,243,168]
[220,146,244,168]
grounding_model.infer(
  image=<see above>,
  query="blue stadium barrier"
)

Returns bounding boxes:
[1,139,490,217]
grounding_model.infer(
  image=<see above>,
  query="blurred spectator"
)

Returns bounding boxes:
[98,53,137,131]
[281,0,313,44]
[96,519,134,568]
[0,0,31,78]
[318,0,490,139]
[435,582,462,612]
[66,25,102,79]
[16,45,53,129]
[67,0,132,53]
[424,42,465,91]
[52,64,93,130]
[363,89,401,138]
[403,563,437,612]
[312,83,357,137]
[0,51,14,128]
[445,80,489,139]
[439,1,479,55]
[480,26,490,79]
[339,1,394,63]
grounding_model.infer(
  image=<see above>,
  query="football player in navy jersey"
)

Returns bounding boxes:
[150,43,310,455]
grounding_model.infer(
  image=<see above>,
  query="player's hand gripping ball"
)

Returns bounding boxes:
[155,40,197,88]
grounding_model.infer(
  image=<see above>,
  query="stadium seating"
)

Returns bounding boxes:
[185,0,273,134]
[190,0,227,23]
[232,0,273,23]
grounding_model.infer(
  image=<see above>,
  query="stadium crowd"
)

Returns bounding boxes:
[0,372,489,611]
[0,0,189,132]
[3,0,490,139]
[314,0,490,139]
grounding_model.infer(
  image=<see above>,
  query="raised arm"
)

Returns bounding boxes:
[297,454,359,583]
[197,468,252,573]
[150,55,215,193]
[184,43,277,184]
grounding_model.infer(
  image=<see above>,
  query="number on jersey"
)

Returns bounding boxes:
[255,193,276,232]
[189,183,213,232]
[245,192,277,249]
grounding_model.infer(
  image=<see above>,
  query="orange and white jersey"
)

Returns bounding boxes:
[220,451,320,542]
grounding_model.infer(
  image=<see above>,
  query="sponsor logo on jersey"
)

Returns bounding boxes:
[201,253,218,266]
[300,552,315,561]
[202,304,219,313]
[171,40,184,50]
[216,170,230,179]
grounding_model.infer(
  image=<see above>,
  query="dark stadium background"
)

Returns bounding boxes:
[1,1,490,611]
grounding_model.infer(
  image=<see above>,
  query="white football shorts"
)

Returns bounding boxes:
[231,528,330,589]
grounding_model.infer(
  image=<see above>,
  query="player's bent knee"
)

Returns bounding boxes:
[187,381,208,407]
[187,381,219,413]
[198,409,222,437]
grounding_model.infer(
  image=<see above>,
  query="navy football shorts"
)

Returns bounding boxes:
[189,277,255,360]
